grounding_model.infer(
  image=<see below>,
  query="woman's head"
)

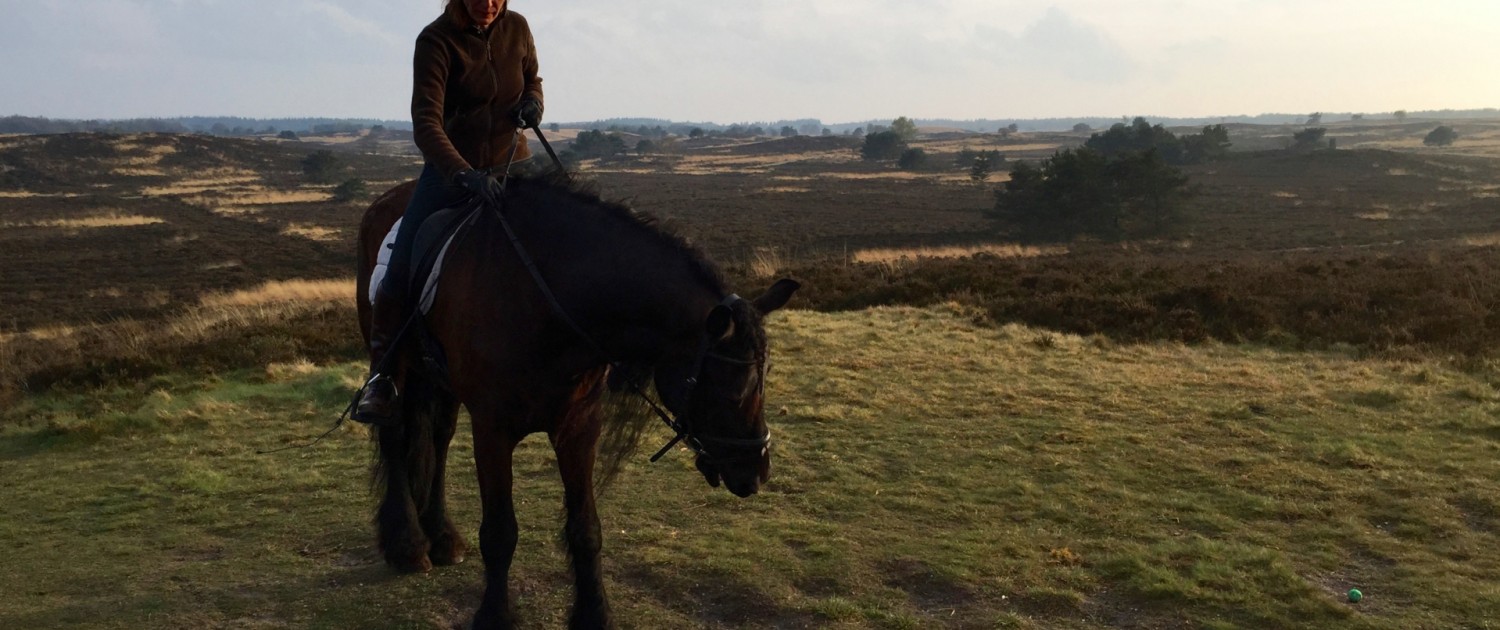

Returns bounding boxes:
[449,0,504,28]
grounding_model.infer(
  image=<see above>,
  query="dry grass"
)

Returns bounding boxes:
[0,278,358,402]
[748,247,789,279]
[0,191,80,199]
[758,186,812,194]
[199,278,355,308]
[141,173,262,196]
[281,224,342,241]
[205,190,330,205]
[1,213,164,229]
[1355,211,1393,221]
[852,242,1067,264]
[112,167,167,177]
[1461,233,1500,248]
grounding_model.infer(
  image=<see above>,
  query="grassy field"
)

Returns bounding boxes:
[4,121,1500,628]
[3,305,1498,629]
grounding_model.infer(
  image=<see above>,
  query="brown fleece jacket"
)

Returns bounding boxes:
[411,3,543,180]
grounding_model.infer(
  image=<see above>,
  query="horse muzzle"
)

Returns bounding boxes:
[696,451,770,498]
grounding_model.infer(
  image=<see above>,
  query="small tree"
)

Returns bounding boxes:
[1423,126,1458,147]
[549,122,560,133]
[689,127,704,138]
[331,178,367,202]
[1006,123,1020,133]
[302,150,341,183]
[897,148,927,170]
[635,139,657,154]
[780,126,798,138]
[890,116,918,142]
[860,131,906,161]
[1073,123,1092,133]
[1394,110,1408,122]
[969,154,992,184]
[1180,124,1231,163]
[1306,112,1323,125]
[277,130,299,140]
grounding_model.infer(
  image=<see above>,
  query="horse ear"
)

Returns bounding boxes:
[752,278,801,314]
[706,304,735,340]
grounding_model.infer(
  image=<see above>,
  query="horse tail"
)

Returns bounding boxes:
[370,362,458,565]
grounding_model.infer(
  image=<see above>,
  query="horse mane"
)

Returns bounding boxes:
[510,172,750,490]
[513,172,728,297]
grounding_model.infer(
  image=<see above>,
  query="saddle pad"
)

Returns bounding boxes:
[368,217,461,314]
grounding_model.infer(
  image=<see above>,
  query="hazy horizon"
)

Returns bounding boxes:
[2,1,1497,125]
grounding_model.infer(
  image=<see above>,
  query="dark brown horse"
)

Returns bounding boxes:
[355,174,799,629]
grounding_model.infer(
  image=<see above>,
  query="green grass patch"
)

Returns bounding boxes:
[2,306,1499,628]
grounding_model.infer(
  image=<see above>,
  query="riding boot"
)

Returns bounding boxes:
[352,285,409,426]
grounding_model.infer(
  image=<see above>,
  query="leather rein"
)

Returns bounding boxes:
[488,128,771,464]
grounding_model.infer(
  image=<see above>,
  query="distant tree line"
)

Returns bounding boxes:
[0,116,189,134]
[0,115,409,136]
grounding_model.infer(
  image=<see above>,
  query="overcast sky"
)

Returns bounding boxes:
[1,0,1496,124]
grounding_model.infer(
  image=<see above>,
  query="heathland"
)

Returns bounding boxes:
[1,118,1498,628]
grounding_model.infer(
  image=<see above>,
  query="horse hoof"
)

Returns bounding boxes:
[429,547,465,567]
[389,553,434,574]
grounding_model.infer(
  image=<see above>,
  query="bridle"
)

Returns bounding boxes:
[639,294,772,464]
[493,129,771,464]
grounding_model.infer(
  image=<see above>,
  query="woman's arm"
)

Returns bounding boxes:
[521,21,543,114]
[411,31,471,180]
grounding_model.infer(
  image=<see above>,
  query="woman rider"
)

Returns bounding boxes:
[354,0,543,424]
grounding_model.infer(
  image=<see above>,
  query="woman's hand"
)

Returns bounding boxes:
[513,98,542,129]
[455,169,505,205]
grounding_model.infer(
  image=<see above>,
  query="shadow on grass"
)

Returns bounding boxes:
[620,563,815,628]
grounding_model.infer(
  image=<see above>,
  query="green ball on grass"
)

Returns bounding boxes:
[1348,588,1363,603]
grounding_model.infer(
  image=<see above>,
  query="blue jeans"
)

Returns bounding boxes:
[380,163,471,300]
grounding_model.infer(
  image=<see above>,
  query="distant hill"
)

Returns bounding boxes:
[0,115,412,135]
[5,108,1496,137]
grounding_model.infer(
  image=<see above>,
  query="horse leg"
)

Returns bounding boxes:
[471,411,521,630]
[420,393,466,567]
[372,386,434,574]
[553,419,613,629]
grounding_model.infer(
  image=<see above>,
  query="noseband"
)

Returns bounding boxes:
[644,294,772,464]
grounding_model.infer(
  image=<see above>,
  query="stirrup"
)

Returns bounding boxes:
[352,375,400,426]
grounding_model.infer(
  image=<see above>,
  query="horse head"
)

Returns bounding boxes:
[656,278,799,497]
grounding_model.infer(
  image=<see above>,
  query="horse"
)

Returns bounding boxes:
[354,173,799,629]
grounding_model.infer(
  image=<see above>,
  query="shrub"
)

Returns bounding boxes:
[1424,126,1458,147]
[1292,128,1327,150]
[331,178,367,202]
[566,130,627,161]
[301,150,341,183]
[861,131,906,162]
[897,148,927,170]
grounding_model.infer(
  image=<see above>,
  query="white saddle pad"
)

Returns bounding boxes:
[368,217,461,313]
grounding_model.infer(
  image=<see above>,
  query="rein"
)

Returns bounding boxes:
[490,129,769,464]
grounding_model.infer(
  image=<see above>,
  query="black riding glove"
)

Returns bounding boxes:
[513,98,542,129]
[455,168,504,206]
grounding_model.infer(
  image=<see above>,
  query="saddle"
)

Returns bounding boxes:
[367,201,481,313]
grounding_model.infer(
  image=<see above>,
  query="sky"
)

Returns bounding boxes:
[1,0,1497,124]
